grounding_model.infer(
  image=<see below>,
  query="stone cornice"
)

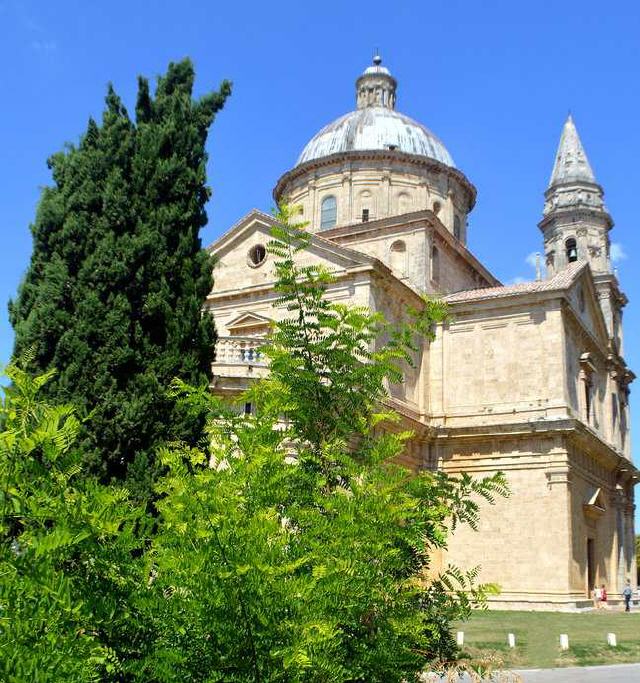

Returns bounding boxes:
[538,205,613,232]
[381,397,430,434]
[544,179,603,197]
[321,208,500,288]
[273,149,477,210]
[432,417,637,478]
[594,273,629,308]
[205,254,426,310]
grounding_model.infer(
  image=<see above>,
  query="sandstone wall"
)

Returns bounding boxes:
[430,301,567,425]
[440,435,574,609]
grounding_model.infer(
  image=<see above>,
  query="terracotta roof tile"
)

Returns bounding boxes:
[443,261,587,304]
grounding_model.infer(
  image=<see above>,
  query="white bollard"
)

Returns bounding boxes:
[456,631,464,647]
[507,633,516,648]
[560,634,569,650]
[607,633,617,647]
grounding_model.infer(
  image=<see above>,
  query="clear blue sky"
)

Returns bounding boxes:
[1,1,639,500]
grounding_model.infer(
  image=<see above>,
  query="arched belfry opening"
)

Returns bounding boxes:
[566,237,578,263]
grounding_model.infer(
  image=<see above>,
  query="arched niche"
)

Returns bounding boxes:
[389,239,407,276]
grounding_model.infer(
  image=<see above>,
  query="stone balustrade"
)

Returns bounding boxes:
[214,336,267,366]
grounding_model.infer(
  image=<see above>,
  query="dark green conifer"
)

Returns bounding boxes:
[9,60,231,493]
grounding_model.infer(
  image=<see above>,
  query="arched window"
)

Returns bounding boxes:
[431,245,440,283]
[454,215,461,240]
[320,195,337,230]
[390,240,407,275]
[432,201,441,216]
[566,238,578,263]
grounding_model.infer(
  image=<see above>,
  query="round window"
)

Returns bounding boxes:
[248,244,267,267]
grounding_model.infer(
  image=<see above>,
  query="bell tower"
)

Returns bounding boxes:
[539,114,612,278]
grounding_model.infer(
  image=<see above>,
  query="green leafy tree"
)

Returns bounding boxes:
[9,60,231,493]
[0,357,146,681]
[131,207,508,681]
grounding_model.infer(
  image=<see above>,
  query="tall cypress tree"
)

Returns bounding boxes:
[9,60,231,493]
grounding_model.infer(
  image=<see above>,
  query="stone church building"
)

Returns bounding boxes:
[206,57,636,609]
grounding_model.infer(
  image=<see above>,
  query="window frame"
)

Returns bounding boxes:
[320,195,337,230]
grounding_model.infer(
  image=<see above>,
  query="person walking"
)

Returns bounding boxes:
[600,584,608,609]
[623,579,633,612]
[593,585,602,609]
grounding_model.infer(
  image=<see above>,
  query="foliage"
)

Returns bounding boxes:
[9,60,231,494]
[130,206,508,681]
[0,357,146,681]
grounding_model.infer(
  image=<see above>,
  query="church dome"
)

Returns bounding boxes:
[296,107,455,167]
[295,55,455,168]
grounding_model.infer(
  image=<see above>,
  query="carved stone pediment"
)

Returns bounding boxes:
[227,312,273,336]
[583,487,606,519]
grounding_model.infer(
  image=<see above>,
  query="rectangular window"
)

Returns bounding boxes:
[244,402,252,415]
[362,208,369,222]
[584,377,592,424]
[431,245,440,283]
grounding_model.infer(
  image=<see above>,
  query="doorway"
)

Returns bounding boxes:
[587,538,595,596]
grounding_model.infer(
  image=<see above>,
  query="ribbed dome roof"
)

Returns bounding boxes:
[295,56,455,169]
[296,107,455,167]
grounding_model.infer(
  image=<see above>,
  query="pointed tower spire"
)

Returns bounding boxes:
[549,114,596,187]
[539,115,612,278]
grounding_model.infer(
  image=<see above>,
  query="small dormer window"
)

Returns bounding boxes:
[566,238,578,263]
[362,208,370,222]
[320,195,337,230]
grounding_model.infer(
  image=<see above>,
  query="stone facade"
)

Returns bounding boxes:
[205,58,636,609]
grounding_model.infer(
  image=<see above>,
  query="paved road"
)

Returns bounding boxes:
[513,663,640,682]
[427,663,640,682]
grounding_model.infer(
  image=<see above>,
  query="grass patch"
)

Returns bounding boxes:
[558,642,640,667]
[454,609,640,669]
